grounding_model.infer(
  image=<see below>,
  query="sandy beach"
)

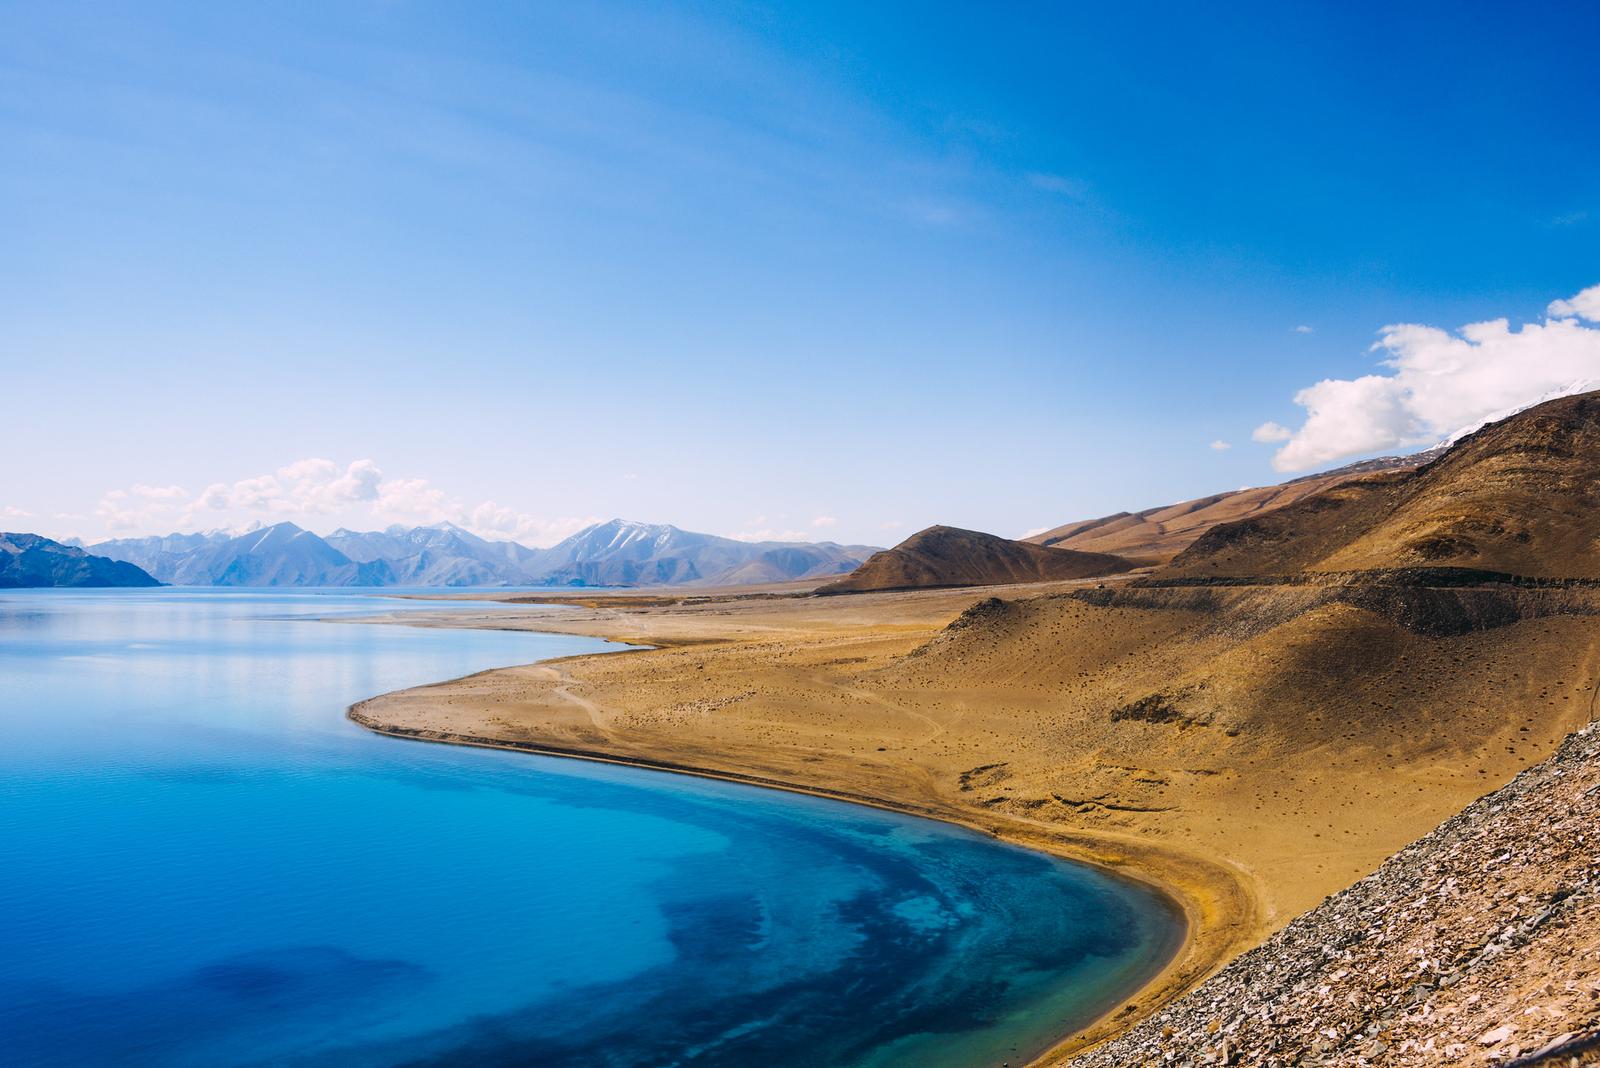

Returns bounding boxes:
[347,575,1600,1063]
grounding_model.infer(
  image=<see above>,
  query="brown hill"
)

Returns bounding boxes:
[358,556,1600,1046]
[1164,390,1600,580]
[816,525,1133,594]
[356,392,1600,1058]
[1027,451,1441,564]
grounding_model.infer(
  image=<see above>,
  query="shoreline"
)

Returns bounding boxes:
[345,630,1261,1066]
[341,571,1600,1060]
[339,566,1600,1062]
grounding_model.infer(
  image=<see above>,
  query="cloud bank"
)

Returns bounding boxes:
[1251,421,1292,443]
[1261,283,1600,472]
[95,459,595,546]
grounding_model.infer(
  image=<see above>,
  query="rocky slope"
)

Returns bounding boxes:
[818,525,1132,594]
[1069,722,1600,1067]
[1163,391,1600,581]
[0,533,160,587]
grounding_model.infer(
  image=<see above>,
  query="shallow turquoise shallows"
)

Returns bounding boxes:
[0,589,1180,1068]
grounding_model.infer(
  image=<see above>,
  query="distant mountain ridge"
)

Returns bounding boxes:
[0,533,160,588]
[531,520,878,587]
[1025,448,1449,564]
[93,523,392,587]
[1160,390,1600,581]
[327,523,546,587]
[90,519,878,589]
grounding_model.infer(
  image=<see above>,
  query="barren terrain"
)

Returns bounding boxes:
[353,574,1600,1061]
[352,395,1600,1063]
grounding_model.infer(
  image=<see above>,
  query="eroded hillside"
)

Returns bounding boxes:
[1165,392,1600,580]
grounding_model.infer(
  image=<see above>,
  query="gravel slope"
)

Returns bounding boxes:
[1069,723,1600,1067]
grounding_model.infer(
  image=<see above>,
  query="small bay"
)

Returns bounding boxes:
[0,589,1178,1067]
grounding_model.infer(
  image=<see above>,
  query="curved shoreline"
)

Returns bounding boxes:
[346,640,1261,1065]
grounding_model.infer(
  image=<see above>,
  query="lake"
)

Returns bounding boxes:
[0,589,1179,1067]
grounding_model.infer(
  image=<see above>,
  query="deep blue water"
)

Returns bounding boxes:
[0,589,1180,1068]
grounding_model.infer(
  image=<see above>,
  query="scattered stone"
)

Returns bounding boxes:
[1480,1024,1516,1046]
[1070,725,1600,1067]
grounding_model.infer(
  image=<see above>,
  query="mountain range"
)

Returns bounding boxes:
[1023,395,1589,569]
[0,533,159,588]
[42,397,1579,595]
[1161,391,1600,580]
[88,519,878,589]
[1024,447,1449,564]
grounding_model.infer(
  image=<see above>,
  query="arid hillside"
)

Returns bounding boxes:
[818,524,1132,594]
[1027,451,1439,564]
[352,391,1600,1062]
[1164,391,1600,580]
[355,574,1600,1059]
[1071,723,1600,1067]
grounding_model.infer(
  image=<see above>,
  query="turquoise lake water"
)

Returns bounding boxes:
[0,589,1180,1067]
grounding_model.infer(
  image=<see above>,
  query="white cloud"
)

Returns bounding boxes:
[724,512,837,543]
[177,459,386,522]
[327,459,383,504]
[467,502,595,546]
[1264,282,1600,472]
[1549,283,1600,322]
[226,475,281,510]
[1294,324,1314,334]
[133,484,187,499]
[275,458,337,483]
[1209,439,1232,451]
[727,527,814,543]
[97,484,192,532]
[91,458,591,546]
[195,483,231,511]
[3,505,35,519]
[1020,526,1049,539]
[1251,421,1293,443]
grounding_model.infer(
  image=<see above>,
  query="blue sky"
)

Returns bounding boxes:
[4,1,1598,545]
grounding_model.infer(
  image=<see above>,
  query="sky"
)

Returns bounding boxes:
[4,1,1599,547]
